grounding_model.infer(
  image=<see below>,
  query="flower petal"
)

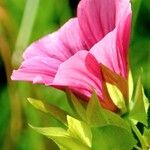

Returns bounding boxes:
[59,18,86,54]
[77,0,131,48]
[53,50,102,99]
[90,4,132,78]
[23,18,84,61]
[11,56,61,85]
[90,30,121,76]
[11,18,86,84]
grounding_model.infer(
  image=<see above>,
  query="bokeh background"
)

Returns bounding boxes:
[0,0,149,149]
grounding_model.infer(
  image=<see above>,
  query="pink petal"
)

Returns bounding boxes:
[23,18,85,61]
[77,0,131,49]
[59,18,86,53]
[11,18,86,84]
[53,50,102,99]
[116,4,132,65]
[90,30,120,75]
[90,9,131,78]
[11,56,61,85]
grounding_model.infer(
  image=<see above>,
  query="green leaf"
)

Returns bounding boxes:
[12,0,40,66]
[129,76,147,126]
[66,91,87,121]
[131,0,142,35]
[29,124,68,137]
[67,116,92,148]
[28,98,68,125]
[86,92,108,127]
[143,127,150,146]
[106,83,127,114]
[92,125,136,150]
[29,125,90,150]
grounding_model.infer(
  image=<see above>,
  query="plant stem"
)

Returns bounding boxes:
[130,121,147,150]
[134,145,142,150]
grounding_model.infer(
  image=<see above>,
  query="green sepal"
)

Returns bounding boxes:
[103,109,131,132]
[143,127,150,147]
[29,124,90,150]
[28,98,68,125]
[142,89,150,114]
[106,83,127,114]
[66,90,87,122]
[86,91,108,127]
[92,125,136,150]
[128,70,134,102]
[86,92,130,131]
[129,76,148,126]
[67,115,92,148]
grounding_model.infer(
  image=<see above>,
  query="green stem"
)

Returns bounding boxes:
[130,121,147,150]
[12,0,40,67]
[134,145,142,150]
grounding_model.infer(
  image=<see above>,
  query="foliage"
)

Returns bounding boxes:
[29,88,149,149]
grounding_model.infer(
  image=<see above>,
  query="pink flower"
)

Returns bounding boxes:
[11,0,131,111]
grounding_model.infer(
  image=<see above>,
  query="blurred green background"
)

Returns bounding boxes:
[0,0,149,149]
